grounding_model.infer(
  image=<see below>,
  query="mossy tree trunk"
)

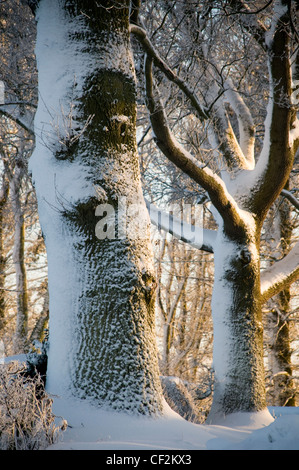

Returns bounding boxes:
[209,218,267,419]
[30,0,163,415]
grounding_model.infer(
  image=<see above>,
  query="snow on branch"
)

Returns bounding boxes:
[261,241,299,303]
[131,23,258,211]
[142,54,244,235]
[222,79,256,169]
[131,22,255,173]
[233,0,296,218]
[203,74,255,173]
[145,199,216,253]
[190,29,256,172]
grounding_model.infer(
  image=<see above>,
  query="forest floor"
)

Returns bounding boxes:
[48,397,299,451]
[4,354,299,451]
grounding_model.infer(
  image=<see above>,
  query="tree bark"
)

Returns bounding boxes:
[268,290,296,407]
[207,220,267,420]
[30,0,163,415]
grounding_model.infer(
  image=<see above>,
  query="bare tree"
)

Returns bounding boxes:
[0,0,48,354]
[131,0,299,421]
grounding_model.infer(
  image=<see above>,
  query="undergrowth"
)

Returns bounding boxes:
[0,361,63,450]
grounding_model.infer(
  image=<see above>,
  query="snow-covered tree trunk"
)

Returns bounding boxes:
[209,219,266,418]
[30,0,163,415]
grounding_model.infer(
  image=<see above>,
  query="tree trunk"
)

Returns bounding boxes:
[268,289,296,407]
[30,0,163,414]
[30,284,49,344]
[10,163,28,354]
[207,219,267,421]
[0,177,8,338]
[268,189,296,406]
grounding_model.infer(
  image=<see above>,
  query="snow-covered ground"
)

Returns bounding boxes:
[2,354,299,450]
[48,397,299,451]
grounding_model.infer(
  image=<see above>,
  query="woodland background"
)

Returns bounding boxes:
[0,0,298,429]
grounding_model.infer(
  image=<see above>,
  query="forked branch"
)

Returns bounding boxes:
[143,54,244,235]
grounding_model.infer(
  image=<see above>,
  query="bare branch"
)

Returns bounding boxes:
[281,189,299,210]
[130,0,141,25]
[132,21,257,177]
[130,24,209,121]
[143,54,244,235]
[222,79,256,168]
[225,0,268,49]
[195,34,256,171]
